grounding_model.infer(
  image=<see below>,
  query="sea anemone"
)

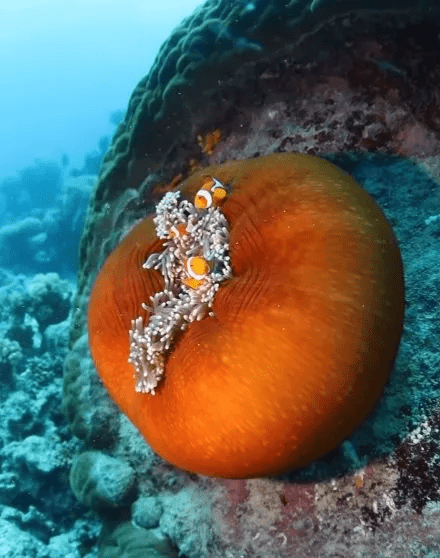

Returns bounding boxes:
[88,153,404,478]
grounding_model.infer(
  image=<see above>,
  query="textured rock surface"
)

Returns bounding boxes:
[64,0,440,556]
[98,520,179,558]
[0,272,99,557]
[70,451,136,511]
[131,496,164,529]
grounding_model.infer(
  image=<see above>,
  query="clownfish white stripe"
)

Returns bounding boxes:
[195,189,213,209]
[186,256,209,280]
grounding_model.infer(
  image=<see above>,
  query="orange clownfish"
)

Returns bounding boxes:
[168,222,188,238]
[194,177,227,209]
[182,255,210,289]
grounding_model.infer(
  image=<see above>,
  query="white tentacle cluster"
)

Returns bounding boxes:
[128,179,231,394]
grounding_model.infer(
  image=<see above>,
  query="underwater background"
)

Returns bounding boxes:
[1,0,440,556]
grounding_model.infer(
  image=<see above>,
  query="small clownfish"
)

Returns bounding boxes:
[168,223,188,238]
[194,177,228,209]
[182,255,210,289]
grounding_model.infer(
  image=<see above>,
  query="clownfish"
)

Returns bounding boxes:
[168,222,188,238]
[194,177,228,209]
[182,255,210,289]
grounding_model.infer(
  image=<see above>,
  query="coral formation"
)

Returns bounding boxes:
[98,521,178,558]
[69,451,136,511]
[26,273,72,332]
[62,334,120,447]
[197,129,221,156]
[0,174,94,275]
[131,496,164,529]
[0,273,98,557]
[0,338,23,384]
[88,153,404,478]
[88,0,440,212]
[0,159,62,216]
[0,272,72,354]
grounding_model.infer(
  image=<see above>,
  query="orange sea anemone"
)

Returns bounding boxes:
[88,153,404,478]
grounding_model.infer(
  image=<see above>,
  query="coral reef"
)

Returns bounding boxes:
[0,97,125,558]
[0,174,94,275]
[0,273,99,558]
[98,521,179,558]
[70,451,136,511]
[27,273,72,332]
[0,159,62,217]
[1,273,73,355]
[62,334,121,447]
[63,0,440,556]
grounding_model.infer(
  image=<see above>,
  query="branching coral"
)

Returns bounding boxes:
[26,273,72,333]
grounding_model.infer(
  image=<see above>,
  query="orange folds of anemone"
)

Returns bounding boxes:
[88,153,404,478]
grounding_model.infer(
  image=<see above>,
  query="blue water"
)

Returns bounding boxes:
[0,1,201,178]
[0,0,201,277]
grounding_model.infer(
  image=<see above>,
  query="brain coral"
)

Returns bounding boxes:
[88,153,404,478]
[93,0,440,205]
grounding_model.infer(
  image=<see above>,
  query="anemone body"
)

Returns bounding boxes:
[88,153,404,478]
